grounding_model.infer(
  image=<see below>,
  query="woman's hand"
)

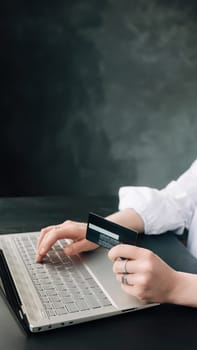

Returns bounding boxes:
[108,244,179,304]
[36,208,145,263]
[36,220,98,262]
[35,208,143,263]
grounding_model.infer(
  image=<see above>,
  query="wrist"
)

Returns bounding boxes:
[106,208,144,233]
[166,271,197,307]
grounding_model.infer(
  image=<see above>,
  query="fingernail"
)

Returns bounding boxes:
[39,247,45,255]
[35,254,41,262]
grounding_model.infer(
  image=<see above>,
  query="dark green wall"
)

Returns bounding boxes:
[1,0,197,196]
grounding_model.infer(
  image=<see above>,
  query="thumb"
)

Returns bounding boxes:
[64,239,98,256]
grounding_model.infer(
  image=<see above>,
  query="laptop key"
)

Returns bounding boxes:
[76,299,89,311]
[41,296,50,303]
[61,296,74,303]
[53,302,64,309]
[46,309,57,317]
[65,303,79,313]
[85,295,101,309]
[56,308,68,315]
[43,302,53,310]
[46,289,57,296]
[49,296,61,302]
[87,278,99,288]
[98,297,112,307]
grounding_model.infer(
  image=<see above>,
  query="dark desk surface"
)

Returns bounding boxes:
[0,196,197,350]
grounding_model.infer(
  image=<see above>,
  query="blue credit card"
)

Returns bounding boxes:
[86,212,138,249]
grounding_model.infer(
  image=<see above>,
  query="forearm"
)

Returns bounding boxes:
[106,208,144,233]
[168,271,197,307]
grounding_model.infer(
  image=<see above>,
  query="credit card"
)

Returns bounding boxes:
[86,212,138,249]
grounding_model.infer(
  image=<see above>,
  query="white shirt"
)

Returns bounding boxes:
[118,159,197,259]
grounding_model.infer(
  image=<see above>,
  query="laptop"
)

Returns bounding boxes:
[0,213,197,333]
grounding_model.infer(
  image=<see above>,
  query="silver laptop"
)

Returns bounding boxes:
[0,230,156,333]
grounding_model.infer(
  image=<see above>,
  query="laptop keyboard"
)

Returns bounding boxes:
[14,235,112,317]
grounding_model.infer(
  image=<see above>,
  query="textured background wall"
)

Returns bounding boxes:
[1,0,197,196]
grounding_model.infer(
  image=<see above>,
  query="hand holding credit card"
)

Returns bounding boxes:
[86,212,138,249]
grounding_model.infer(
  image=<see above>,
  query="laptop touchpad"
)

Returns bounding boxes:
[80,248,142,309]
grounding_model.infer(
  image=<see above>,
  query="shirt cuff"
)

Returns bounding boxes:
[118,186,185,235]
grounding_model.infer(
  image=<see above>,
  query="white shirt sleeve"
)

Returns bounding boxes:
[118,159,197,235]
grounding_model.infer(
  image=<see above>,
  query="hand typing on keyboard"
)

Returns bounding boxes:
[36,209,144,263]
[36,221,98,262]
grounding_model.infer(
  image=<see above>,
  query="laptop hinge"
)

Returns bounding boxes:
[0,249,30,334]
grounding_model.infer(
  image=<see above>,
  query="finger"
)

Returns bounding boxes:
[37,225,62,249]
[36,222,87,262]
[36,224,64,254]
[108,244,137,261]
[36,226,74,262]
[108,244,143,262]
[117,277,145,300]
[116,273,136,285]
[113,259,139,274]
[64,239,98,256]
[117,274,154,303]
[36,227,71,260]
